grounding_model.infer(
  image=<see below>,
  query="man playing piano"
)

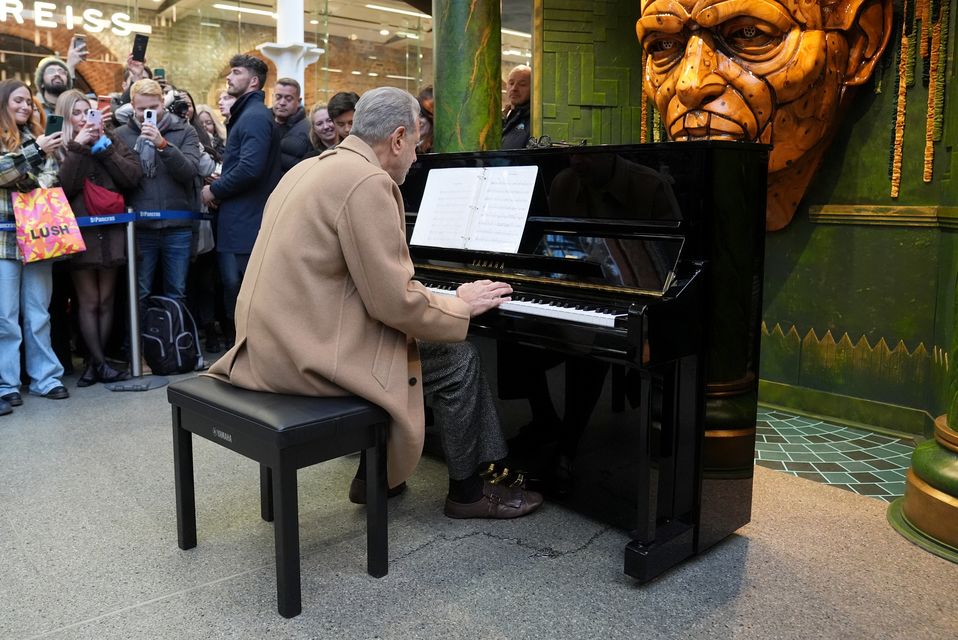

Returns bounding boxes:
[206,87,543,519]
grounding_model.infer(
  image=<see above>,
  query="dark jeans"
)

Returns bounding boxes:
[217,251,250,323]
[137,227,192,303]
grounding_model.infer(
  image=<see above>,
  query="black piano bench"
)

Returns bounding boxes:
[167,375,391,618]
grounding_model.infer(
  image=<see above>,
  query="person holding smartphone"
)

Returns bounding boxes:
[55,90,143,386]
[66,34,88,76]
[0,80,70,414]
[114,79,200,310]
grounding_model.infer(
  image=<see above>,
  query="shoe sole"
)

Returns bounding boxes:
[443,497,544,519]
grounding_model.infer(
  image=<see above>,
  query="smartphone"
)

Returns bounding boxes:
[44,115,64,136]
[143,109,157,127]
[97,95,112,111]
[131,34,149,63]
[86,109,102,126]
[72,34,86,50]
[153,68,166,81]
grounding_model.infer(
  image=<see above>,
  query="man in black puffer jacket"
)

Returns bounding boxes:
[272,78,311,173]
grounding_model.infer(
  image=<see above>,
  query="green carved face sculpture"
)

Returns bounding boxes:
[636,0,891,230]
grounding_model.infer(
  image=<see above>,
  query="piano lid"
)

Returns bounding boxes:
[403,143,706,297]
[403,143,706,224]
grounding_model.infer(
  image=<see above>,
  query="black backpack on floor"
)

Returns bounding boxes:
[141,295,204,375]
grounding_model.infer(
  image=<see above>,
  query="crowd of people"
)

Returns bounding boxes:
[0,40,531,421]
[1,39,542,518]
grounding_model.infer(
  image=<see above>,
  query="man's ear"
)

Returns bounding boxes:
[827,0,893,86]
[392,125,407,152]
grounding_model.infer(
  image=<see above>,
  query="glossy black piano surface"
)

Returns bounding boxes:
[401,141,769,582]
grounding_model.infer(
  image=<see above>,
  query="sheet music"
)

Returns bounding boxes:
[410,165,538,253]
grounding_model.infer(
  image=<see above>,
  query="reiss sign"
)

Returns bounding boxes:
[2,0,152,36]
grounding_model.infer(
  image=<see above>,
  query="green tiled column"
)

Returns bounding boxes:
[432,0,502,152]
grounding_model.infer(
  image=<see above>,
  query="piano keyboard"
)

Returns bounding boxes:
[426,285,626,328]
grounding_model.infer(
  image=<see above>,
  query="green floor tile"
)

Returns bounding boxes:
[755,442,783,452]
[850,483,888,496]
[753,409,914,501]
[812,462,845,472]
[821,472,856,484]
[760,451,791,462]
[839,461,876,472]
[757,460,786,471]
[825,442,859,452]
[874,469,906,482]
[816,452,852,462]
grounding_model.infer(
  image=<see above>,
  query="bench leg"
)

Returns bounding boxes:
[365,424,388,578]
[172,407,197,550]
[260,465,273,522]
[272,463,301,618]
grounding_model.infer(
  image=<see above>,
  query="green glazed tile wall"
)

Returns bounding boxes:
[538,0,644,144]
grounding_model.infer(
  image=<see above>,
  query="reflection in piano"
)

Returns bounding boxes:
[401,141,769,582]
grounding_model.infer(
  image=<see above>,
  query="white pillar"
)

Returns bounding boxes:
[256,0,323,89]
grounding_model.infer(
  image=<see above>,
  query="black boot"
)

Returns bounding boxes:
[204,322,222,353]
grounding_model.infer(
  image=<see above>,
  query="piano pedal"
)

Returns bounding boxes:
[480,462,528,489]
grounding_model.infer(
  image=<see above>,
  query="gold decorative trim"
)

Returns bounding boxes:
[421,263,664,297]
[761,322,937,359]
[808,205,958,229]
[704,428,756,439]
[706,373,756,396]
[902,468,958,549]
[935,415,958,454]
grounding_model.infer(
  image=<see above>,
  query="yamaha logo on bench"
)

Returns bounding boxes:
[212,427,233,443]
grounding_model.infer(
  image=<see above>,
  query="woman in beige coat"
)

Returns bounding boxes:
[208,87,542,519]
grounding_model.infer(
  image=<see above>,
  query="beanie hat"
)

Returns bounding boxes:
[34,57,72,90]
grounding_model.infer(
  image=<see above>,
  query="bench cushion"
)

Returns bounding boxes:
[168,376,389,448]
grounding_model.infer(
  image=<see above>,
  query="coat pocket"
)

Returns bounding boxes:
[371,327,395,389]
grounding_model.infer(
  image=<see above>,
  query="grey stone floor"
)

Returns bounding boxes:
[1,373,956,640]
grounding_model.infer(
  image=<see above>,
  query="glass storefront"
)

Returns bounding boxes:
[0,0,531,113]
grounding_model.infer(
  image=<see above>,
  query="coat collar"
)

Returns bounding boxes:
[333,135,383,170]
[229,90,265,120]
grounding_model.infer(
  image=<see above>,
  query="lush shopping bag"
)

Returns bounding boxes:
[11,187,86,263]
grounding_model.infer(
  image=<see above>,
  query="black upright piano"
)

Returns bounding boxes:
[401,141,769,581]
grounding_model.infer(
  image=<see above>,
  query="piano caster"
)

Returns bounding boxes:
[623,521,695,583]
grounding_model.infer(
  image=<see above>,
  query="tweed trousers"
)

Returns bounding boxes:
[419,340,508,480]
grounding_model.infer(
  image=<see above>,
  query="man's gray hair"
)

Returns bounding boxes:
[351,87,420,144]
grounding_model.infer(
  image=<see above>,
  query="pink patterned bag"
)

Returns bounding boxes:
[11,187,86,263]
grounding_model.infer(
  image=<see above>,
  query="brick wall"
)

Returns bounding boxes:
[2,4,433,118]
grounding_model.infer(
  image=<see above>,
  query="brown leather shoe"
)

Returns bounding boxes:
[444,480,543,519]
[348,478,407,504]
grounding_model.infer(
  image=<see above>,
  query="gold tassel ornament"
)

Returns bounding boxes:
[924,13,940,182]
[640,51,648,144]
[891,0,911,198]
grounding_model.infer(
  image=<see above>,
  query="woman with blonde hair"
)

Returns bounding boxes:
[304,103,337,158]
[55,89,142,385]
[0,79,69,414]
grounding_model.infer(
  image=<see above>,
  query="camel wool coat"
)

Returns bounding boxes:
[206,136,472,487]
